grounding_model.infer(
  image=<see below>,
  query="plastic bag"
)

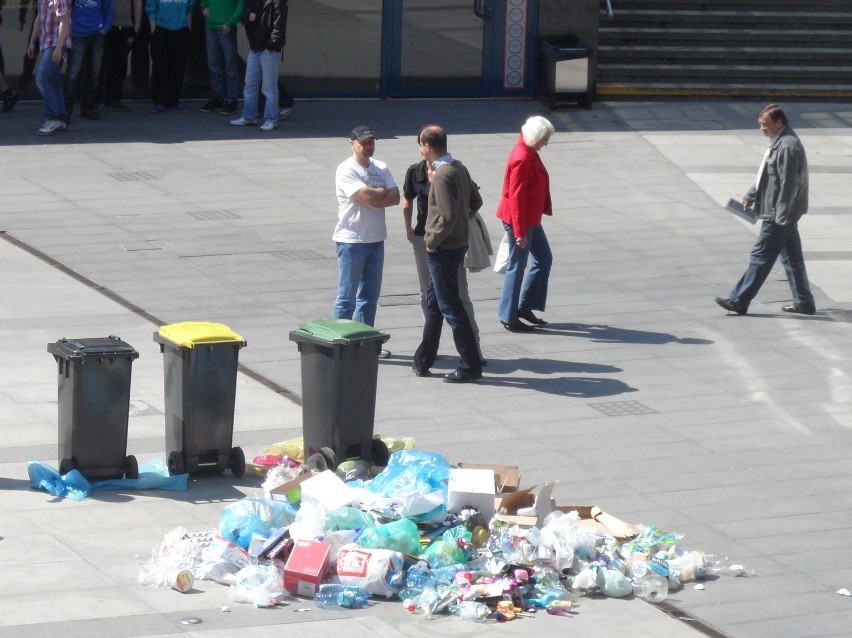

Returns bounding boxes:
[493,232,510,274]
[138,527,206,587]
[218,498,298,550]
[357,517,421,555]
[229,563,286,607]
[336,544,405,597]
[28,461,90,500]
[91,458,188,492]
[325,506,376,532]
[363,450,451,497]
[420,525,471,568]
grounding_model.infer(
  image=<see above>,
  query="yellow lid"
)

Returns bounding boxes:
[157,322,245,348]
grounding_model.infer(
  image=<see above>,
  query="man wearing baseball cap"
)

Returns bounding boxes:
[333,125,400,356]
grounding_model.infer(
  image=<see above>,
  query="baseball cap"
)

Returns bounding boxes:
[350,125,378,142]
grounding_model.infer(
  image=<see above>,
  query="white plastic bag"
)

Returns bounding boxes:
[336,543,404,597]
[493,232,510,274]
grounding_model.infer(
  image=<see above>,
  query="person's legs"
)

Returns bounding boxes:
[168,27,191,106]
[240,50,261,121]
[36,47,66,121]
[149,27,168,106]
[497,222,530,324]
[411,235,431,318]
[204,27,225,102]
[220,29,239,104]
[258,50,279,125]
[413,278,443,372]
[353,241,384,327]
[99,26,132,106]
[334,242,369,321]
[428,248,481,377]
[63,37,90,116]
[779,224,816,310]
[457,263,480,343]
[79,34,105,113]
[519,224,552,312]
[730,221,793,309]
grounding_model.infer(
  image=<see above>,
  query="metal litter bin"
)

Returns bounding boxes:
[289,319,390,470]
[153,322,246,478]
[47,336,140,480]
[541,40,593,108]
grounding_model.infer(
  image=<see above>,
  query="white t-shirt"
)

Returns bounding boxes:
[333,157,397,243]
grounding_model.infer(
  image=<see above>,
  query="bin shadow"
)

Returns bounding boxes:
[539,323,714,345]
[87,473,256,503]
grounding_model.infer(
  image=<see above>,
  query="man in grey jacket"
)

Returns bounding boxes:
[716,104,815,316]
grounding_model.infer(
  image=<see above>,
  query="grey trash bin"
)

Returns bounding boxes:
[47,336,140,480]
[541,39,593,109]
[289,319,390,469]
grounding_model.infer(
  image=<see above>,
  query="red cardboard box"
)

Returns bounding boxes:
[283,539,331,597]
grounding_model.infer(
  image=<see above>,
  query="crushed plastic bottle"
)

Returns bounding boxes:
[314,583,371,609]
[632,572,668,603]
[454,600,490,622]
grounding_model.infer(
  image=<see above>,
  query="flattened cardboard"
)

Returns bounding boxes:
[283,539,331,597]
[456,462,521,493]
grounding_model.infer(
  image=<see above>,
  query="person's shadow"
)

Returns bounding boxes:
[538,323,714,345]
[480,357,634,398]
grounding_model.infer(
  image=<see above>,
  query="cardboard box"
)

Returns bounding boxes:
[456,462,520,493]
[447,467,496,521]
[283,539,331,597]
[556,505,644,541]
[269,472,314,504]
[299,470,361,511]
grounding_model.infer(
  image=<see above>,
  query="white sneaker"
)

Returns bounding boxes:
[279,106,294,119]
[230,117,257,126]
[259,120,278,132]
[37,119,67,136]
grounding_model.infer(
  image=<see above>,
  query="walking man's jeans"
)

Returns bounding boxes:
[334,241,384,327]
[730,220,815,311]
[64,32,105,115]
[414,247,481,377]
[35,46,66,121]
[205,27,239,102]
[241,49,279,125]
[498,222,553,324]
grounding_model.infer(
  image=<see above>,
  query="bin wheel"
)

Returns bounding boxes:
[124,455,139,480]
[370,438,390,467]
[320,447,336,470]
[229,447,246,478]
[59,458,75,475]
[168,451,185,476]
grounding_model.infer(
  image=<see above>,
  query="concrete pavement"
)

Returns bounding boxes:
[1,97,852,638]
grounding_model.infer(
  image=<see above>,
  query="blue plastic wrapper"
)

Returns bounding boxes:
[28,459,188,500]
[361,450,451,497]
[219,498,299,550]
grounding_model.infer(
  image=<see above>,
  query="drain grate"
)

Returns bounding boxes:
[108,172,157,181]
[654,601,736,638]
[588,400,656,417]
[188,210,241,221]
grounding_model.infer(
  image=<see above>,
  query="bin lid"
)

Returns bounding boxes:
[290,319,387,345]
[156,322,246,348]
[47,336,139,359]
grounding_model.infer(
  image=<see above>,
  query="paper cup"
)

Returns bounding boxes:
[168,569,194,593]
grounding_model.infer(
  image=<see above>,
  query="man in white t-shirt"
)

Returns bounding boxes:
[333,125,400,355]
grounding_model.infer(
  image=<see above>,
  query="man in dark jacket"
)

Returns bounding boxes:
[229,0,285,131]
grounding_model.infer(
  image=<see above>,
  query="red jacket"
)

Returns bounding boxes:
[496,134,552,238]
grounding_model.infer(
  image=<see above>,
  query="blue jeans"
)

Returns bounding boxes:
[205,27,239,102]
[730,220,815,311]
[242,49,278,125]
[498,223,552,324]
[334,241,384,326]
[414,247,481,377]
[36,46,66,121]
[64,32,104,115]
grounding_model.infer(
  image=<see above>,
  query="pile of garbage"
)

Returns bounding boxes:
[138,443,753,623]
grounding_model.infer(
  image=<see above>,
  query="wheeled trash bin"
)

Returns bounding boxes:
[153,322,246,478]
[289,319,390,470]
[47,336,140,480]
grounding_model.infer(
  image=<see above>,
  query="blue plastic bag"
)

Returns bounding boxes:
[28,461,91,500]
[363,450,451,498]
[91,459,188,492]
[219,498,299,550]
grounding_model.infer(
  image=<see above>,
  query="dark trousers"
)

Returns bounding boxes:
[150,26,190,107]
[99,26,135,105]
[414,247,482,377]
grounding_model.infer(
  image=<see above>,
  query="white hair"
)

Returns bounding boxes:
[521,116,555,147]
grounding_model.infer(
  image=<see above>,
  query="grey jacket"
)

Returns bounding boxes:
[745,125,808,226]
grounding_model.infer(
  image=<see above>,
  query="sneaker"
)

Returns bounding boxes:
[221,100,238,115]
[176,101,190,110]
[230,116,257,126]
[279,105,294,119]
[1,90,19,113]
[200,98,223,112]
[80,108,101,121]
[151,104,165,114]
[259,120,277,132]
[105,100,130,112]
[36,119,67,136]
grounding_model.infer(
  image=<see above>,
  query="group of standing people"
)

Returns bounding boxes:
[332,116,557,384]
[20,0,290,134]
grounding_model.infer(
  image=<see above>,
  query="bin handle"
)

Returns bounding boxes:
[473,0,490,20]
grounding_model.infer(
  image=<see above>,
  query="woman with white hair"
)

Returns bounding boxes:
[496,115,555,331]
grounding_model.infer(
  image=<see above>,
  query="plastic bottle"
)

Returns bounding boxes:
[631,572,668,603]
[314,583,371,609]
[399,561,435,600]
[455,600,490,622]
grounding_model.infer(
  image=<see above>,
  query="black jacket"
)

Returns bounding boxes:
[242,0,287,53]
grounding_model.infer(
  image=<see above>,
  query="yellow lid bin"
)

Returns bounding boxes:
[157,321,246,348]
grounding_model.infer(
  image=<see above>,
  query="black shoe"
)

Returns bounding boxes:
[715,297,747,315]
[443,370,482,383]
[781,304,816,316]
[80,109,101,120]
[412,366,430,377]
[480,357,488,366]
[105,100,130,112]
[518,308,547,325]
[1,91,19,113]
[200,98,223,112]
[221,100,238,115]
[501,320,536,332]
